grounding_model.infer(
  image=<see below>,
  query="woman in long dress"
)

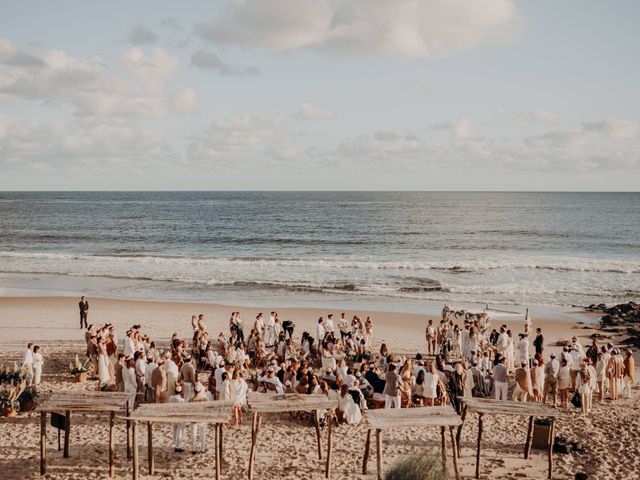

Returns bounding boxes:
[229,369,248,426]
[338,384,362,425]
[97,339,111,390]
[123,358,137,394]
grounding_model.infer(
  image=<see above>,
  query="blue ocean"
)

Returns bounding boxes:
[0,192,638,310]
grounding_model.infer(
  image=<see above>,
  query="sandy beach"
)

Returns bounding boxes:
[1,295,638,479]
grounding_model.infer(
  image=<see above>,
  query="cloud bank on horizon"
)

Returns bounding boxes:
[0,0,638,190]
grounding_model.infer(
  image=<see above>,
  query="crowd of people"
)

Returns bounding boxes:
[19,300,636,455]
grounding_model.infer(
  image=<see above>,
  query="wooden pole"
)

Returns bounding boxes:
[126,401,132,460]
[218,422,223,469]
[147,422,154,474]
[40,411,47,476]
[547,419,555,479]
[375,429,383,480]
[456,402,467,456]
[248,412,259,480]
[449,426,461,480]
[132,421,139,480]
[475,413,483,479]
[440,426,448,477]
[109,411,115,478]
[325,416,333,479]
[524,416,534,459]
[314,409,323,460]
[362,428,371,474]
[215,424,221,480]
[63,410,71,458]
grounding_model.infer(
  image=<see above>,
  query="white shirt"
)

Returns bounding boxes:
[325,318,335,332]
[123,336,136,358]
[135,358,147,380]
[316,323,326,341]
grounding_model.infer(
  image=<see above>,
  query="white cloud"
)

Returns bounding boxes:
[433,118,474,140]
[127,25,158,45]
[190,50,260,76]
[0,115,169,169]
[582,118,638,139]
[186,113,284,165]
[195,0,521,57]
[519,109,559,124]
[294,102,335,120]
[0,38,196,119]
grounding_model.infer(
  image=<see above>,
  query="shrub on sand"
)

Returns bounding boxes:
[385,451,445,480]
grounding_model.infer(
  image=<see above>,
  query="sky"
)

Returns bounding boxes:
[0,0,639,191]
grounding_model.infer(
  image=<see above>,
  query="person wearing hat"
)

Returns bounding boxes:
[543,353,560,406]
[168,386,186,452]
[569,344,584,391]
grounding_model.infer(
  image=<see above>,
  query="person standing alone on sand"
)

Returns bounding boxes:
[79,296,89,329]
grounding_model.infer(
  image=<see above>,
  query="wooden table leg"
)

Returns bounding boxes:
[126,401,132,460]
[109,412,115,478]
[376,429,383,480]
[475,413,483,479]
[449,426,461,480]
[547,419,555,479]
[325,416,333,479]
[40,411,47,476]
[63,410,71,458]
[218,424,224,473]
[147,422,154,474]
[362,429,371,474]
[248,412,260,480]
[132,421,139,480]
[215,424,221,480]
[440,426,448,477]
[456,402,467,456]
[315,409,323,460]
[524,416,534,459]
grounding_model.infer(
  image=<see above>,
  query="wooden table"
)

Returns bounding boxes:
[362,406,462,480]
[121,400,232,480]
[246,392,339,480]
[36,391,136,478]
[457,398,561,479]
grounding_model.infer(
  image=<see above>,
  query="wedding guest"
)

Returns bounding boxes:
[79,296,89,329]
[32,346,44,386]
[383,363,402,409]
[168,386,186,453]
[543,353,559,406]
[622,349,635,398]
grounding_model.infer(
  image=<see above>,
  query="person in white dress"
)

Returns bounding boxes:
[316,318,326,343]
[338,384,362,424]
[97,339,112,390]
[32,346,44,386]
[230,369,248,426]
[123,359,138,394]
[516,333,530,366]
[22,343,34,383]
